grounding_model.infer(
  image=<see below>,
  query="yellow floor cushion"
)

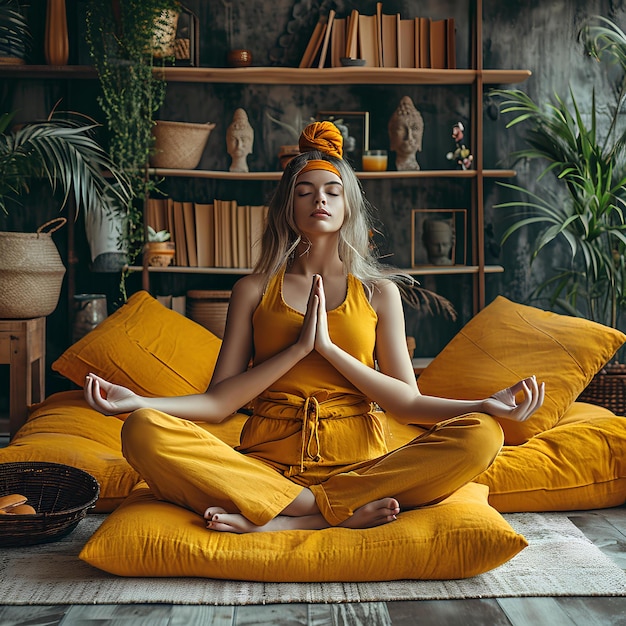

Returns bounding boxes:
[52,290,223,397]
[417,296,626,444]
[474,402,626,512]
[79,481,527,581]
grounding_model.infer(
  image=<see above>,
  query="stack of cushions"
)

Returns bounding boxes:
[1,291,624,581]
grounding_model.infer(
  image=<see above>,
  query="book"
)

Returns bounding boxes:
[358,13,379,67]
[229,200,238,268]
[299,16,327,68]
[397,18,415,69]
[375,3,384,68]
[317,9,336,68]
[418,17,431,68]
[194,203,214,267]
[237,203,248,268]
[430,18,447,69]
[172,201,188,266]
[381,12,398,68]
[330,17,346,67]
[182,201,197,267]
[446,18,456,69]
[171,295,186,316]
[345,9,359,59]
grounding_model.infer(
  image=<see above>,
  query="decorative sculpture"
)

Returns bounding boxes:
[227,108,254,173]
[388,96,424,171]
[446,121,473,170]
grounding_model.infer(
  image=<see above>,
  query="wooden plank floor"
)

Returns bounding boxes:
[1,429,625,625]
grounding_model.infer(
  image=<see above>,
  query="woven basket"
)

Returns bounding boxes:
[577,362,626,416]
[0,218,67,319]
[0,462,100,547]
[186,290,231,339]
[150,120,216,169]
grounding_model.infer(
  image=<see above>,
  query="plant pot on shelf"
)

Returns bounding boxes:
[150,120,216,169]
[144,241,175,267]
[84,207,129,272]
[0,219,67,319]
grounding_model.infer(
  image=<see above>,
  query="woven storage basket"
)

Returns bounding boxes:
[577,362,626,417]
[150,120,216,169]
[0,218,67,319]
[0,462,100,547]
[187,290,231,339]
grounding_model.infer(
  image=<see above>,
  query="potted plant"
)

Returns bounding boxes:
[493,15,626,410]
[85,0,180,291]
[144,225,175,267]
[0,0,32,65]
[0,109,132,318]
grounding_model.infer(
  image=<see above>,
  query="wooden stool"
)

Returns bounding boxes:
[0,318,46,439]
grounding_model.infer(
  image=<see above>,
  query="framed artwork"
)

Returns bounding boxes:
[173,6,200,66]
[316,111,370,169]
[411,209,467,267]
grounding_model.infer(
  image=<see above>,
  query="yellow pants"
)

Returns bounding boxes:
[121,408,503,526]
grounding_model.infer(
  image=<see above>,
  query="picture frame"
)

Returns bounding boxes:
[411,209,467,267]
[316,111,370,169]
[173,6,200,67]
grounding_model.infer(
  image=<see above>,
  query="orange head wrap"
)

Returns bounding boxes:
[297,121,343,178]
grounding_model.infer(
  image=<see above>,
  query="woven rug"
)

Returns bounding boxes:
[1,512,625,605]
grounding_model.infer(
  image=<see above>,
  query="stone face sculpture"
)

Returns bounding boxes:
[227,108,254,173]
[388,96,424,171]
[422,218,454,265]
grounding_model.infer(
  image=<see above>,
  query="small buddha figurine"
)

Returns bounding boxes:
[226,108,254,173]
[422,218,454,265]
[388,96,424,171]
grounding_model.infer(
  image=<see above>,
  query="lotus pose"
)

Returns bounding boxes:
[85,122,544,534]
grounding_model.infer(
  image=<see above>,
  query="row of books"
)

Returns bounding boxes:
[146,198,268,269]
[300,3,456,70]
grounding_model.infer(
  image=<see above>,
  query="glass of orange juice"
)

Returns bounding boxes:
[362,149,388,171]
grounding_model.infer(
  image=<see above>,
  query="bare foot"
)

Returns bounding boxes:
[203,498,400,534]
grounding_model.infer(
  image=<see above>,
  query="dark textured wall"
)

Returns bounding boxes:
[2,0,626,370]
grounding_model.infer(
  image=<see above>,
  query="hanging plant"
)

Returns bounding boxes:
[85,0,180,296]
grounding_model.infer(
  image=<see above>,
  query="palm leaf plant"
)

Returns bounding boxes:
[493,18,626,331]
[0,109,131,218]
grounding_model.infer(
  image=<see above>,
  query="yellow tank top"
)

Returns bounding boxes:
[252,268,378,398]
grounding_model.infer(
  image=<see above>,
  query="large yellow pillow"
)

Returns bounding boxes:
[52,291,222,396]
[476,402,626,512]
[79,481,527,581]
[418,296,626,444]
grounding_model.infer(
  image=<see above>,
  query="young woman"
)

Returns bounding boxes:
[84,122,544,534]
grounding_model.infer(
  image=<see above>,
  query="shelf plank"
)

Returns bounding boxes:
[149,168,494,180]
[0,65,531,86]
[127,265,504,276]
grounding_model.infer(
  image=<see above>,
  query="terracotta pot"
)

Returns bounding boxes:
[144,241,175,267]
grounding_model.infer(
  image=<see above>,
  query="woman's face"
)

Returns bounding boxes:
[293,168,345,237]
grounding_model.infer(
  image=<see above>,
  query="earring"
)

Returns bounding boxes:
[299,238,312,257]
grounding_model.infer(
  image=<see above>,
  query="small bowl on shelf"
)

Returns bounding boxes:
[340,57,367,67]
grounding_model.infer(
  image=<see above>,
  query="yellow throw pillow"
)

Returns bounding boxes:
[52,291,222,397]
[79,481,527,581]
[418,296,626,444]
[476,402,626,512]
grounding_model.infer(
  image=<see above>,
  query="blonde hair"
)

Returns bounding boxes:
[254,151,411,291]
